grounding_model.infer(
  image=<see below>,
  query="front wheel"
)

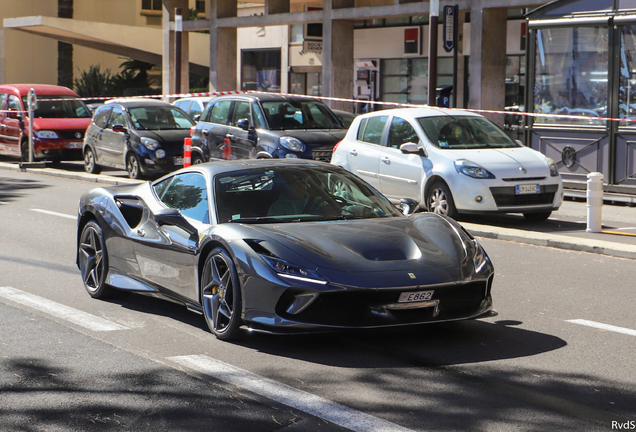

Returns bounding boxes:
[200,248,243,341]
[20,140,31,162]
[523,211,552,222]
[426,181,458,219]
[78,220,113,299]
[126,153,142,179]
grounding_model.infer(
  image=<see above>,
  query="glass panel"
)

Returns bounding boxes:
[533,27,608,125]
[362,116,388,145]
[543,0,612,16]
[231,101,251,126]
[382,76,408,93]
[388,117,419,149]
[410,58,428,104]
[619,26,636,122]
[383,94,408,104]
[207,100,232,124]
[417,116,518,149]
[383,59,408,75]
[290,24,303,43]
[290,73,306,95]
[438,58,454,75]
[241,49,281,93]
[107,107,126,128]
[619,0,636,9]
[307,72,322,96]
[385,17,410,26]
[411,16,428,25]
[161,173,209,224]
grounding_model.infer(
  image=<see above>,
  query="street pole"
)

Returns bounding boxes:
[28,88,36,163]
[428,0,439,106]
[175,8,182,95]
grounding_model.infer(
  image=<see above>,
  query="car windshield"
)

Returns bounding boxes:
[128,106,195,130]
[260,100,342,130]
[23,95,92,119]
[417,115,520,149]
[214,166,402,224]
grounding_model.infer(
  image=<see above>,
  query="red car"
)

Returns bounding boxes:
[0,84,92,162]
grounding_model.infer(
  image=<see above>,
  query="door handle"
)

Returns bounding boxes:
[202,129,209,136]
[382,156,390,164]
[226,134,235,139]
[349,150,357,156]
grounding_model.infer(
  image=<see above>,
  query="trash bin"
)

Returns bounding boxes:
[436,85,453,108]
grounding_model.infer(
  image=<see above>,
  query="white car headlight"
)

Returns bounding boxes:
[279,136,305,152]
[454,159,496,179]
[546,157,559,177]
[141,137,160,151]
[473,244,489,273]
[261,255,326,284]
[34,130,59,139]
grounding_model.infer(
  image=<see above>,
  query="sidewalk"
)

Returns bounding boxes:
[2,160,636,260]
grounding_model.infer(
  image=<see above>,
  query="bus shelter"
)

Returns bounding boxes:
[526,0,636,194]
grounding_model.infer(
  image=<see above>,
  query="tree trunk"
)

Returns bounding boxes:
[57,0,73,88]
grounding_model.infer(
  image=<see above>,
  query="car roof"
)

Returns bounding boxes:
[211,92,327,104]
[0,84,79,97]
[105,98,173,108]
[357,106,483,119]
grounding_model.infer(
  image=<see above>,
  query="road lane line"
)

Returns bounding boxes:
[0,286,128,332]
[0,201,8,205]
[31,208,76,219]
[169,354,414,432]
[566,319,636,337]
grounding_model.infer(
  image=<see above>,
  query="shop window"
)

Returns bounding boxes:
[533,26,608,125]
[381,57,453,106]
[619,25,636,121]
[141,0,161,11]
[241,49,281,93]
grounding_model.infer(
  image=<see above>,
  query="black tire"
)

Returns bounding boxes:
[192,153,204,165]
[84,148,102,174]
[78,220,113,299]
[200,247,243,341]
[426,181,458,219]
[523,211,552,222]
[126,152,142,180]
[20,140,30,162]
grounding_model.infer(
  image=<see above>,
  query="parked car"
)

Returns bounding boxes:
[331,107,563,221]
[83,99,195,179]
[0,84,92,162]
[173,96,213,121]
[190,93,346,164]
[331,109,357,128]
[76,159,495,341]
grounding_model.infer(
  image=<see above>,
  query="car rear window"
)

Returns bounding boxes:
[23,95,91,119]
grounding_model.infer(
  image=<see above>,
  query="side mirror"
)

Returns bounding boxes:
[112,124,128,134]
[236,118,250,131]
[400,142,426,157]
[399,198,419,216]
[515,139,524,146]
[193,114,201,122]
[155,208,198,237]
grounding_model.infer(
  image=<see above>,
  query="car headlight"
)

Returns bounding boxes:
[279,136,305,152]
[261,255,326,284]
[35,130,59,139]
[454,159,496,179]
[546,157,559,177]
[473,243,489,273]
[141,137,160,151]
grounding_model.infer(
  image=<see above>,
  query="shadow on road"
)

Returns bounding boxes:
[0,176,49,203]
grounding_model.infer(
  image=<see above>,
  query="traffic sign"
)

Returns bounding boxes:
[443,5,456,53]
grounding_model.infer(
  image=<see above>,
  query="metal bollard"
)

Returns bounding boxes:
[184,137,191,167]
[586,172,604,233]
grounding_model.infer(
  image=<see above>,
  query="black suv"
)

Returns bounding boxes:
[190,93,346,163]
[83,99,195,179]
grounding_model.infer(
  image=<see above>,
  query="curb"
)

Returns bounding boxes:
[0,161,142,186]
[463,223,636,260]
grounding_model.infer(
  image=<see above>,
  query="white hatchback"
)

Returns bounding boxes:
[331,107,563,221]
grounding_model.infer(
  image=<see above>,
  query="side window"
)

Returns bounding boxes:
[0,94,8,111]
[93,106,111,128]
[387,117,419,149]
[231,101,251,126]
[159,172,210,224]
[206,100,232,124]
[357,118,368,141]
[190,101,203,118]
[107,106,126,128]
[252,102,267,128]
[361,116,388,145]
[8,95,22,111]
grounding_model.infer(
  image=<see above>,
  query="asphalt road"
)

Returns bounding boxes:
[1,169,635,431]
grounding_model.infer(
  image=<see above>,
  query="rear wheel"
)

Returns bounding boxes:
[78,220,113,299]
[523,211,552,222]
[200,247,243,341]
[126,153,142,179]
[192,153,204,165]
[84,148,102,174]
[427,181,458,219]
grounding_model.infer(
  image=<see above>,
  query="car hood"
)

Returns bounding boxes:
[279,129,346,148]
[246,214,474,286]
[441,146,551,177]
[31,117,91,131]
[138,129,193,148]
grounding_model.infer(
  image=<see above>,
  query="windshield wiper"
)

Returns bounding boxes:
[228,217,286,224]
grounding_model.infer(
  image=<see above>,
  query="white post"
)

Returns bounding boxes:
[586,172,604,233]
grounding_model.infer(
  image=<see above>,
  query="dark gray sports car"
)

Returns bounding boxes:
[76,159,495,341]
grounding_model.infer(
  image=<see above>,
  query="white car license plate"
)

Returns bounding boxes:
[67,141,83,149]
[174,157,184,165]
[516,184,540,194]
[398,290,434,303]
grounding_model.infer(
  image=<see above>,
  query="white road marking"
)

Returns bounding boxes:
[566,319,636,337]
[0,286,128,332]
[169,354,414,432]
[31,208,76,219]
[0,201,8,205]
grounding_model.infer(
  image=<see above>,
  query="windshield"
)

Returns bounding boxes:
[128,106,195,130]
[23,95,92,119]
[417,115,520,149]
[260,100,343,130]
[214,166,402,224]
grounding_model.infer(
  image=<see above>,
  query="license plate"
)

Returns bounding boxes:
[398,290,434,303]
[67,141,83,149]
[174,157,184,165]
[516,184,540,194]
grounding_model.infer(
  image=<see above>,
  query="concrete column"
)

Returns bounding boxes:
[455,10,466,108]
[468,6,507,124]
[209,0,237,92]
[162,0,189,97]
[322,0,354,111]
[266,0,289,14]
